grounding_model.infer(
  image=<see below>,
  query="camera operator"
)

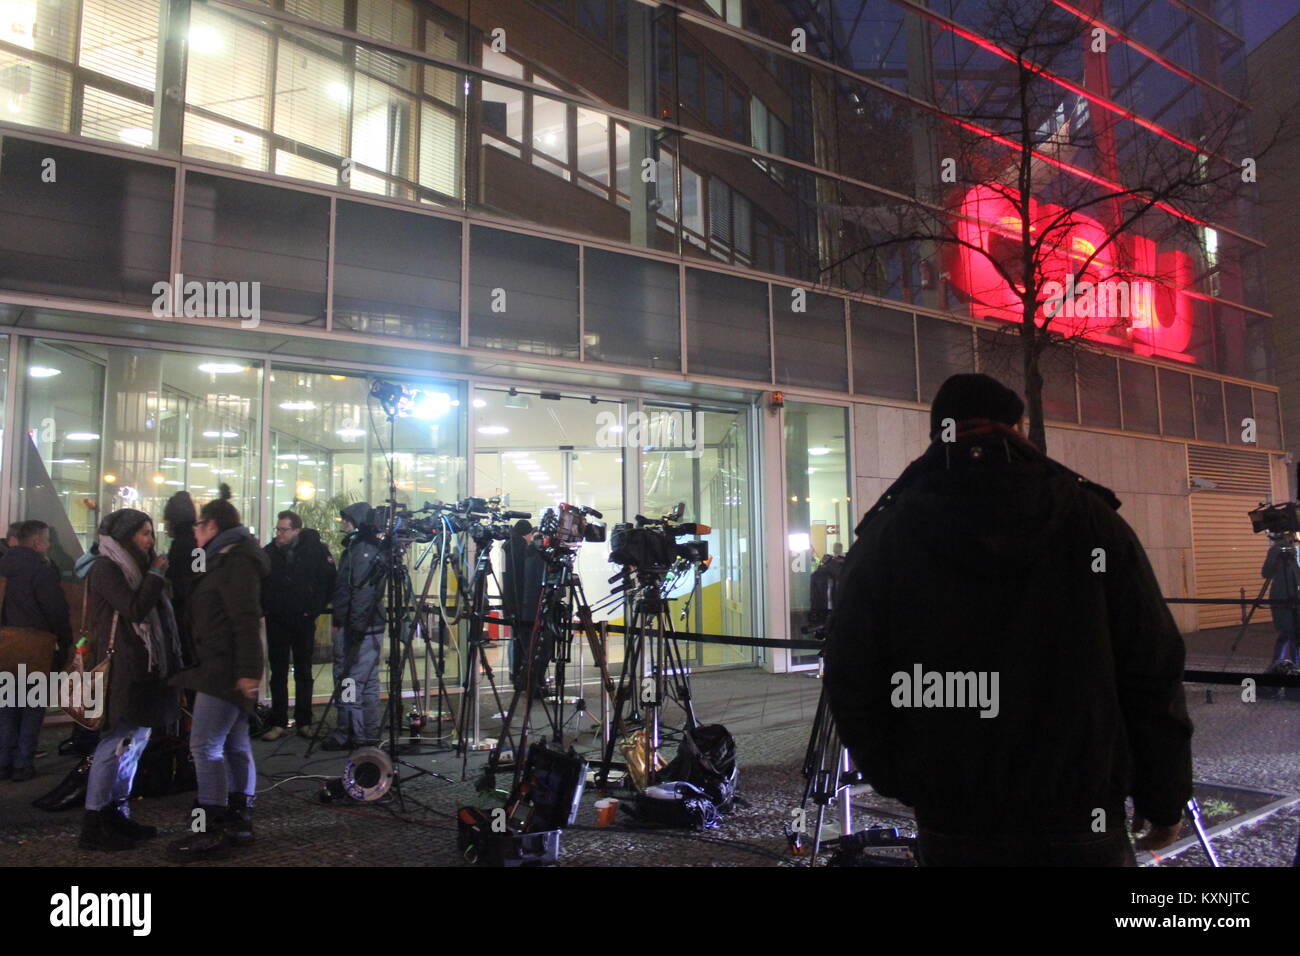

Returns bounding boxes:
[501,519,545,693]
[323,503,384,750]
[1262,539,1300,674]
[824,373,1192,866]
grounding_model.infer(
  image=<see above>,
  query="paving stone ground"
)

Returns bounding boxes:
[1,625,1296,867]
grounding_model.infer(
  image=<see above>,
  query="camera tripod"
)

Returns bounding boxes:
[593,566,699,790]
[455,526,520,780]
[479,544,613,796]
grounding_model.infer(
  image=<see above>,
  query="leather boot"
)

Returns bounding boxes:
[33,757,92,812]
[226,792,255,847]
[165,804,231,863]
[79,808,135,852]
[105,799,158,840]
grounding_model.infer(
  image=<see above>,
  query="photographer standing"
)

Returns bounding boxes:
[262,512,336,739]
[324,503,384,751]
[1261,539,1300,674]
[825,374,1192,866]
[168,485,269,862]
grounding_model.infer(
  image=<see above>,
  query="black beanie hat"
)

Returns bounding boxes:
[163,490,196,526]
[97,508,153,545]
[929,373,1025,438]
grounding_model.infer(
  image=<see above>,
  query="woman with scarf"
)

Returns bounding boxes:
[168,485,269,862]
[79,509,183,852]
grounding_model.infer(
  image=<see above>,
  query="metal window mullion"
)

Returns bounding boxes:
[678,261,688,374]
[767,281,775,385]
[259,356,272,537]
[460,220,470,348]
[169,166,186,291]
[0,334,21,533]
[326,194,337,331]
[843,296,853,395]
[578,244,586,362]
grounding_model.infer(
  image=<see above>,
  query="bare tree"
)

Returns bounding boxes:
[825,0,1284,452]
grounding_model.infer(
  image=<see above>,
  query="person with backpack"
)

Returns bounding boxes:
[824,373,1192,866]
[79,509,183,852]
[167,485,269,862]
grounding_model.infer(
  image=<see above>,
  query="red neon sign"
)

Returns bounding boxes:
[946,184,1196,362]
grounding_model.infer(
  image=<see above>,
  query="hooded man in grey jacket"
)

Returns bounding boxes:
[323,502,384,750]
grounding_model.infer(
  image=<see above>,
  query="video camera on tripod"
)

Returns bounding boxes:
[537,502,607,555]
[608,503,711,573]
[1249,501,1300,541]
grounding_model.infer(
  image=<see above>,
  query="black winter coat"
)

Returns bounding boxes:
[501,534,545,624]
[87,558,181,729]
[173,537,270,712]
[333,531,384,637]
[0,545,73,664]
[824,430,1193,834]
[263,529,336,625]
[166,525,199,638]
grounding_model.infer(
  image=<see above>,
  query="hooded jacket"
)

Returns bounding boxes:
[173,532,270,711]
[263,527,336,625]
[824,426,1193,834]
[333,503,385,638]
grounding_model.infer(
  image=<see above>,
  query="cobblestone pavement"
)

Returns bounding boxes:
[1,651,1296,867]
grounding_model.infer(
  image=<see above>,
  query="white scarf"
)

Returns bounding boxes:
[97,534,166,675]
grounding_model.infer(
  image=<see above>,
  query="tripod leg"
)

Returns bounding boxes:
[1186,798,1221,867]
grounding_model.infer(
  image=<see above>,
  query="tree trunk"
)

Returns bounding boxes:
[1022,301,1048,453]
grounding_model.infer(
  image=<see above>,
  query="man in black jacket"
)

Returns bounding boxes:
[324,502,384,750]
[262,512,336,740]
[0,520,73,781]
[825,374,1192,866]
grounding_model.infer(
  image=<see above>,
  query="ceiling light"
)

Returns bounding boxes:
[66,432,100,441]
[276,453,310,461]
[51,458,86,465]
[28,366,60,378]
[163,457,186,463]
[198,362,245,374]
[477,425,509,436]
[472,398,488,408]
[808,446,831,456]
[279,401,317,411]
[202,430,238,439]
[190,462,210,469]
[337,427,365,439]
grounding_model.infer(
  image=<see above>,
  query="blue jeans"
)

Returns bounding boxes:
[84,721,151,811]
[189,692,255,807]
[332,626,382,744]
[0,704,44,770]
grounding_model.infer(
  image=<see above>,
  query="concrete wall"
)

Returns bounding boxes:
[852,404,1197,633]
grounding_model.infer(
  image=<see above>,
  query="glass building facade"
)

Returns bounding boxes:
[0,0,1283,677]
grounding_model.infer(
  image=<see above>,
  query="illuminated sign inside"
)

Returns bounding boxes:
[946,184,1196,362]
